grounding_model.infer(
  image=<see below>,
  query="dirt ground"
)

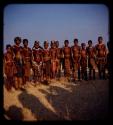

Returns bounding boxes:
[3,77,109,121]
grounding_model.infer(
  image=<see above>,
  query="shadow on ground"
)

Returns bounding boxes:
[38,80,109,120]
[17,80,109,120]
[4,105,23,120]
[18,90,60,120]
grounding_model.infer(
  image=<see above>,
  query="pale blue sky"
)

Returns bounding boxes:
[4,4,109,51]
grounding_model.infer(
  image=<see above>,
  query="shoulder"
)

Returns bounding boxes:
[39,46,43,50]
[32,48,36,53]
[39,48,43,52]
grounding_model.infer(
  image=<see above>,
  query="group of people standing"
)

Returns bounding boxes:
[4,36,108,91]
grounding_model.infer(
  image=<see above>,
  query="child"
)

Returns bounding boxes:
[4,44,14,91]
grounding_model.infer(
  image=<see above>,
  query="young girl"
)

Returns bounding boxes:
[4,44,15,91]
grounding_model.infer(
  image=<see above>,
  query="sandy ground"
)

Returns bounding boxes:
[3,77,109,121]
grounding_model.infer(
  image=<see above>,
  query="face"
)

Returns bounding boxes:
[7,47,12,52]
[56,41,59,47]
[65,42,69,47]
[82,44,86,49]
[23,41,28,47]
[44,43,48,49]
[88,42,92,47]
[16,40,21,45]
[34,42,39,49]
[51,42,54,48]
[98,38,103,44]
[74,41,78,46]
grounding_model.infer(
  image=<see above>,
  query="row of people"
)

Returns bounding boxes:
[4,36,108,91]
